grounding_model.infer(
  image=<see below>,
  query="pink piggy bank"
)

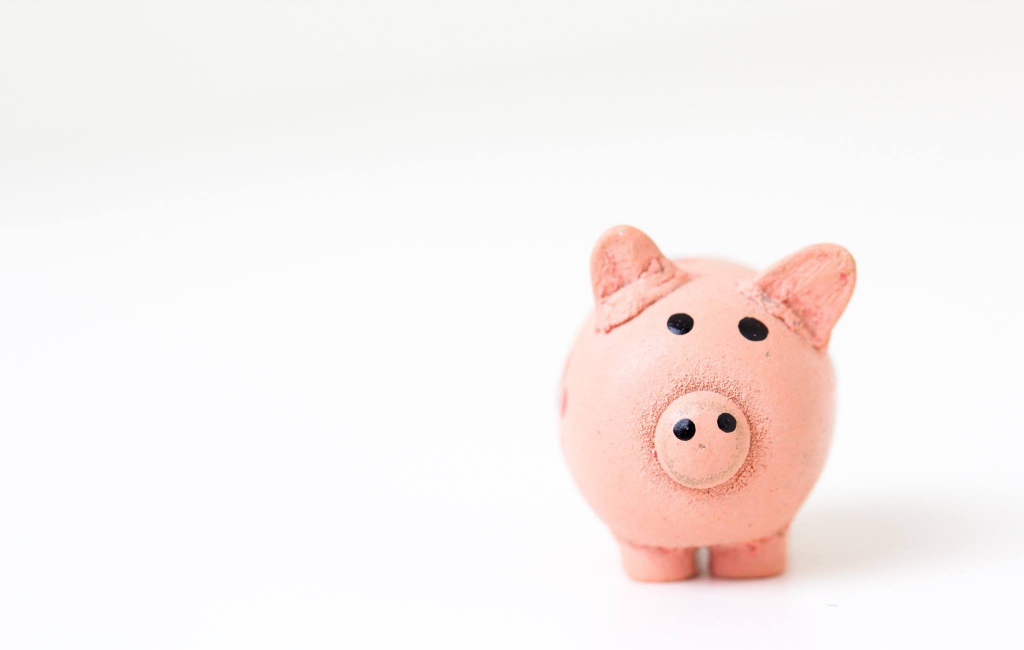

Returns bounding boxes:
[560,226,856,580]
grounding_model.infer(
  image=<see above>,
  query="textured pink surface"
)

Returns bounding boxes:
[752,244,856,349]
[560,226,856,580]
[590,226,689,332]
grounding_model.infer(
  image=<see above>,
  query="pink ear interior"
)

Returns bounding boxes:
[590,226,688,332]
[753,244,856,349]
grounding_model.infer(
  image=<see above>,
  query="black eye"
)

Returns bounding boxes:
[738,317,769,341]
[667,313,694,335]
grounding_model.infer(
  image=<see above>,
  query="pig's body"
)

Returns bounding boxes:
[560,229,855,580]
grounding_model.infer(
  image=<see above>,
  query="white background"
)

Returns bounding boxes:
[1,1,1022,648]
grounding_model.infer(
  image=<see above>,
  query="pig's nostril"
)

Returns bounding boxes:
[717,412,737,432]
[673,418,696,441]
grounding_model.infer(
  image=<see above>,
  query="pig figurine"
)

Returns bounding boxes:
[560,226,856,580]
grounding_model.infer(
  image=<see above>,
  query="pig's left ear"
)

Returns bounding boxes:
[590,226,689,332]
[752,244,856,349]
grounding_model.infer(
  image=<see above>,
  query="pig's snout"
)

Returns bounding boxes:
[655,391,750,489]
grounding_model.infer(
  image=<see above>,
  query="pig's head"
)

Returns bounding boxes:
[564,225,855,522]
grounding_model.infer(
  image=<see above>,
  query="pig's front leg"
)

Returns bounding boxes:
[709,528,788,578]
[618,540,697,581]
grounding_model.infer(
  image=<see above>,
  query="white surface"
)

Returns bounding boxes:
[2,2,1023,648]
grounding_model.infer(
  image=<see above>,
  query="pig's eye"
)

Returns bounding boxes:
[666,313,694,335]
[738,317,769,341]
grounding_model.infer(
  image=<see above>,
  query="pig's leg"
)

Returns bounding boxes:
[618,540,697,581]
[709,528,788,578]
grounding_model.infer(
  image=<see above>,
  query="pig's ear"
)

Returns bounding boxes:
[753,244,856,349]
[590,226,688,332]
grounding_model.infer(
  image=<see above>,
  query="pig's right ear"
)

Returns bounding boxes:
[590,226,688,333]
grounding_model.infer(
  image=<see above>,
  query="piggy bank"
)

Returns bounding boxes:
[560,226,856,580]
